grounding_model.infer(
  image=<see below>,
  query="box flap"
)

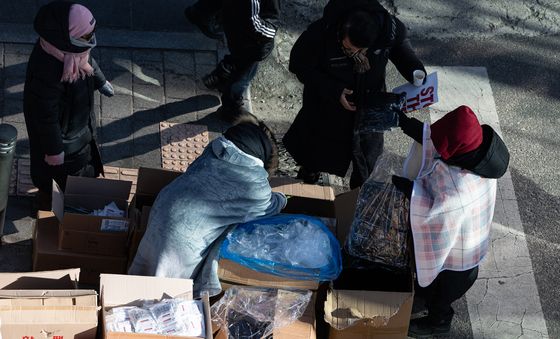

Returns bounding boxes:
[100,274,193,307]
[334,188,360,244]
[0,289,96,300]
[270,177,335,200]
[0,268,80,290]
[136,167,181,195]
[52,180,65,221]
[218,259,319,290]
[66,176,132,201]
[324,289,413,330]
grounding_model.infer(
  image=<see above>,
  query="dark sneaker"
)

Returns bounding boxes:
[202,61,234,92]
[184,6,223,40]
[408,316,451,338]
[297,167,321,184]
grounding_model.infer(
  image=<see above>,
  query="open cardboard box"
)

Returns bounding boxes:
[33,211,129,286]
[324,189,415,339]
[0,268,98,338]
[52,176,132,256]
[100,274,213,339]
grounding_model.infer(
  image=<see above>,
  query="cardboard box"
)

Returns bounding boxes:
[322,189,414,339]
[0,268,98,339]
[33,211,128,286]
[100,274,213,339]
[127,167,181,265]
[53,176,133,256]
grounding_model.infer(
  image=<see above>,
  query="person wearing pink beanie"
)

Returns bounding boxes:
[24,1,114,209]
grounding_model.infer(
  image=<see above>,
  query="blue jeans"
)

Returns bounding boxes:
[221,55,259,107]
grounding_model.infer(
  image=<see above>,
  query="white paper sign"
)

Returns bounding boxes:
[392,72,438,112]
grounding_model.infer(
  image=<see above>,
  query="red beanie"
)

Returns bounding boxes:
[430,105,483,160]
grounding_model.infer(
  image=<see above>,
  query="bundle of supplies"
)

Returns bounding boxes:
[105,298,205,336]
[220,214,342,281]
[347,180,411,270]
[211,286,311,339]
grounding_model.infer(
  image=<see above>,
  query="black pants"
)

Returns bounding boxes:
[350,132,384,189]
[415,266,479,324]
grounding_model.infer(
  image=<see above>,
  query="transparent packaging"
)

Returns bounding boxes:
[105,298,205,337]
[220,214,342,281]
[346,152,411,270]
[211,286,311,339]
[358,92,406,133]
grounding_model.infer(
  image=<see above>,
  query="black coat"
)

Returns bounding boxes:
[23,1,106,192]
[282,0,425,176]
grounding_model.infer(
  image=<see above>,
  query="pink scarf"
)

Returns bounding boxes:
[39,4,95,83]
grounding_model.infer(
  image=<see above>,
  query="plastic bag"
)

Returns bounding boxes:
[220,214,342,281]
[358,92,406,133]
[211,286,311,339]
[346,152,411,270]
[105,298,205,337]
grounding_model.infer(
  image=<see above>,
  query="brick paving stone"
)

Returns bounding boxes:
[165,73,196,100]
[101,94,132,119]
[133,120,161,147]
[133,147,162,170]
[164,51,195,75]
[98,47,132,72]
[133,106,166,123]
[194,51,217,66]
[105,69,133,90]
[11,121,29,156]
[132,61,164,87]
[4,52,27,78]
[132,83,165,109]
[16,158,36,196]
[160,122,208,172]
[81,0,131,30]
[163,98,199,123]
[4,43,33,55]
[132,50,163,63]
[100,142,134,168]
[2,98,23,122]
[99,117,134,145]
[4,77,24,99]
[195,63,215,80]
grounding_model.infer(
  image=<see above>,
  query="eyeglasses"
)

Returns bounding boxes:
[79,28,96,42]
[340,39,367,58]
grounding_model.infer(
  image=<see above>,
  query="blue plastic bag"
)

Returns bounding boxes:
[220,214,342,281]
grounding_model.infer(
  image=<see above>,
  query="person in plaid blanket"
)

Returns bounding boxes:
[392,106,510,338]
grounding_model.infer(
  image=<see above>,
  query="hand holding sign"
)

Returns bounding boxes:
[392,72,438,113]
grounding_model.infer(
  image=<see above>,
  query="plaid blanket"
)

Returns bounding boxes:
[410,123,497,287]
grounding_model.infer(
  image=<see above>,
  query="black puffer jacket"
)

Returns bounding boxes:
[23,1,105,192]
[283,0,425,176]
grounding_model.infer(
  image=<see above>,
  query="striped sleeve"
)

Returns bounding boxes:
[251,0,277,38]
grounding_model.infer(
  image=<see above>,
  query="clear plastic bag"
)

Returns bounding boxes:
[358,92,406,133]
[346,152,411,270]
[220,214,342,281]
[211,286,311,339]
[105,298,205,337]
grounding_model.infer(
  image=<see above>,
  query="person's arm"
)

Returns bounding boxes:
[398,111,423,144]
[28,74,65,163]
[389,17,426,84]
[289,23,347,105]
[91,56,114,97]
[249,0,278,39]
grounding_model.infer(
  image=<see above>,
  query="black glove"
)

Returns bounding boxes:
[392,175,413,200]
[99,81,114,97]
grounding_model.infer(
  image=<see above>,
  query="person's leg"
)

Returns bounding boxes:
[350,132,384,189]
[408,267,479,338]
[185,0,223,40]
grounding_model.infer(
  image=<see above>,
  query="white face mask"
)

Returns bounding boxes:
[70,33,97,49]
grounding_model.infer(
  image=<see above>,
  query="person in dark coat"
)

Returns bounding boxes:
[24,1,114,209]
[185,0,280,122]
[283,0,426,188]
[393,106,510,337]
